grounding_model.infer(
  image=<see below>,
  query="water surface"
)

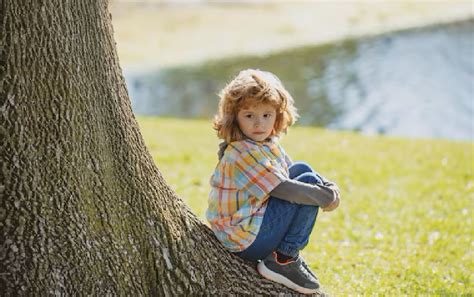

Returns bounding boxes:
[126,20,473,141]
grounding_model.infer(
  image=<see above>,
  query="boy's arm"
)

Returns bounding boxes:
[321,181,341,212]
[318,174,341,203]
[270,179,337,208]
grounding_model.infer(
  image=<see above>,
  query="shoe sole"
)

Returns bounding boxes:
[257,261,319,295]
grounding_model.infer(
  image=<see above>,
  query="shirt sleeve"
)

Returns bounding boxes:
[270,179,336,207]
[233,149,286,200]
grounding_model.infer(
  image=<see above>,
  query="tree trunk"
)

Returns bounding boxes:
[0,1,323,295]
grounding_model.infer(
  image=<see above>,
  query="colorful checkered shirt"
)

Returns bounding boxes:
[206,138,290,252]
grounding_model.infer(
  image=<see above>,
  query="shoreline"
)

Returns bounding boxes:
[110,1,473,70]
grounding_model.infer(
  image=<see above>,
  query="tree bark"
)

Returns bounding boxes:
[0,1,323,295]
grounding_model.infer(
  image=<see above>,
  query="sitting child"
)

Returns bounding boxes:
[206,69,341,294]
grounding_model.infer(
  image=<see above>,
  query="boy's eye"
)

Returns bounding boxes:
[245,114,253,118]
[264,113,272,118]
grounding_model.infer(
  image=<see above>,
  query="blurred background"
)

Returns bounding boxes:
[110,0,473,141]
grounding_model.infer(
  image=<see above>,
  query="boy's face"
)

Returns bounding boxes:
[237,102,277,142]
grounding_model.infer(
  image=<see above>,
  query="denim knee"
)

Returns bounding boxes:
[289,161,313,179]
[294,172,323,185]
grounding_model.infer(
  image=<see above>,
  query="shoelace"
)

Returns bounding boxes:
[300,258,318,280]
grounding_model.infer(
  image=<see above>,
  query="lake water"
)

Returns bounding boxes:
[125,20,473,141]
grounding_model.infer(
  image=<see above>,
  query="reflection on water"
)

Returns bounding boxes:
[126,20,473,141]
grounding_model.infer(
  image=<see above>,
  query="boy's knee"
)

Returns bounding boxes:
[294,172,323,185]
[291,161,312,172]
[289,161,313,178]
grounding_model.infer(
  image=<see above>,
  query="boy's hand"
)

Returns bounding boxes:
[322,186,340,212]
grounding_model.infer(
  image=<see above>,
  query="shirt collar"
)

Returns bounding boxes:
[244,136,279,145]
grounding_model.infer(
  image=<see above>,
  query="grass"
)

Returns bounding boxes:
[137,116,473,296]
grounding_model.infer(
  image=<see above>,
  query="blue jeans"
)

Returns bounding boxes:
[235,162,323,262]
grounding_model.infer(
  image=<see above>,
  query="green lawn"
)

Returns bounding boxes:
[137,116,473,296]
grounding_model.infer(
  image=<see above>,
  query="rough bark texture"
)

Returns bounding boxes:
[0,1,324,295]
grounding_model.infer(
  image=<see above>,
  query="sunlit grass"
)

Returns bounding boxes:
[137,116,473,296]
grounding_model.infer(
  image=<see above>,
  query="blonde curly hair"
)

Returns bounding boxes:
[213,69,299,143]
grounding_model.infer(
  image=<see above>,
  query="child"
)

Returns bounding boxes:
[206,69,341,294]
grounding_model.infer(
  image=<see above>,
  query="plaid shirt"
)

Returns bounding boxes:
[206,138,290,252]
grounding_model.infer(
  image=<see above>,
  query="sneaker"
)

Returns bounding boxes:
[257,252,320,294]
[300,257,319,281]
